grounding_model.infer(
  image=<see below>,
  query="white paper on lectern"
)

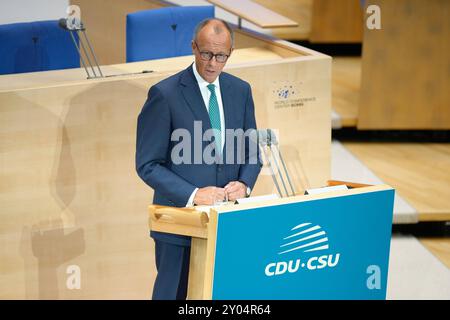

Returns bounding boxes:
[235,194,279,204]
[195,203,228,217]
[305,184,348,195]
[195,194,280,217]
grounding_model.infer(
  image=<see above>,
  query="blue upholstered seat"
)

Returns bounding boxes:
[0,20,80,75]
[126,6,214,62]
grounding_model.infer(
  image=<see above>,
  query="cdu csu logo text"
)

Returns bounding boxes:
[265,222,341,277]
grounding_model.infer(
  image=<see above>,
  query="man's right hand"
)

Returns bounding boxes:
[193,187,226,206]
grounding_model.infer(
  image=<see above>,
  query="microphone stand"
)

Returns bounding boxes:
[78,23,103,77]
[261,138,283,197]
[59,18,103,79]
[258,129,296,198]
[67,29,92,79]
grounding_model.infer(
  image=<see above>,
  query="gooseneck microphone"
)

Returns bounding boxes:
[58,17,103,79]
[257,129,296,198]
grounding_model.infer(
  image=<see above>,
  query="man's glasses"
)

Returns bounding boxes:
[194,41,231,63]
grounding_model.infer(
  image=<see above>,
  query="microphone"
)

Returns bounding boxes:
[58,18,68,30]
[58,17,103,79]
[256,129,279,146]
[58,17,83,31]
[256,129,296,198]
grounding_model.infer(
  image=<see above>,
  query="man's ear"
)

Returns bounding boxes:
[229,47,234,56]
[191,40,196,53]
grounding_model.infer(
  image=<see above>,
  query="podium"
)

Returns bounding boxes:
[149,182,395,300]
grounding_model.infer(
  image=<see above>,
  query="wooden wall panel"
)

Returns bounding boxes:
[253,0,312,40]
[358,0,450,129]
[206,0,298,28]
[310,0,363,43]
[70,0,167,65]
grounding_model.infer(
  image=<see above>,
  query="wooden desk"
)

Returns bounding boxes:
[0,33,331,298]
[206,0,298,28]
[253,0,363,42]
[253,0,312,40]
[150,184,395,299]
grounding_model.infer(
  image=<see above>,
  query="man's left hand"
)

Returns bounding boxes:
[224,181,247,201]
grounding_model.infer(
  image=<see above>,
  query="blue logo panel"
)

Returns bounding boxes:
[212,189,395,300]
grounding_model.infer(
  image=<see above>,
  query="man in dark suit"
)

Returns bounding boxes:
[136,18,261,300]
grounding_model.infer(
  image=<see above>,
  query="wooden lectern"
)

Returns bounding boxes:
[149,181,395,300]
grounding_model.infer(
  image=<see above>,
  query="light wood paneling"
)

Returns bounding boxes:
[253,0,312,40]
[187,238,207,299]
[332,57,360,127]
[310,0,363,43]
[206,0,298,28]
[419,238,450,269]
[358,0,450,129]
[248,0,363,42]
[70,0,167,65]
[343,143,450,222]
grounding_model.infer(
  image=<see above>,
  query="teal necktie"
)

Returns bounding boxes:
[207,84,221,152]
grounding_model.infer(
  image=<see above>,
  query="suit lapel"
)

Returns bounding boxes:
[219,73,235,132]
[219,73,236,162]
[180,65,212,131]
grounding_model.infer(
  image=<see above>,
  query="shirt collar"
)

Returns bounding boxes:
[192,62,220,89]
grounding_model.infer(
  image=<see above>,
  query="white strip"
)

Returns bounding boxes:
[284,225,321,240]
[332,109,342,129]
[280,231,326,247]
[387,235,450,299]
[303,245,330,253]
[279,237,328,255]
[292,222,311,231]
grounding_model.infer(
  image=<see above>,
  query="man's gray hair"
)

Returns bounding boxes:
[193,18,234,47]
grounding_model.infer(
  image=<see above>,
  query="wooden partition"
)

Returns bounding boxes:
[310,0,363,43]
[253,0,363,42]
[253,0,313,40]
[70,0,168,65]
[358,0,450,129]
[0,25,330,298]
[206,0,298,28]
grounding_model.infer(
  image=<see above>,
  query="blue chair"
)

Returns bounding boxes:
[126,6,214,62]
[0,20,80,75]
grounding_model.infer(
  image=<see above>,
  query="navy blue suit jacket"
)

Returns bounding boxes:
[136,64,262,246]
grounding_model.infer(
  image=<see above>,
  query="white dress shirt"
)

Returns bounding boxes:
[192,62,226,150]
[186,63,226,206]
